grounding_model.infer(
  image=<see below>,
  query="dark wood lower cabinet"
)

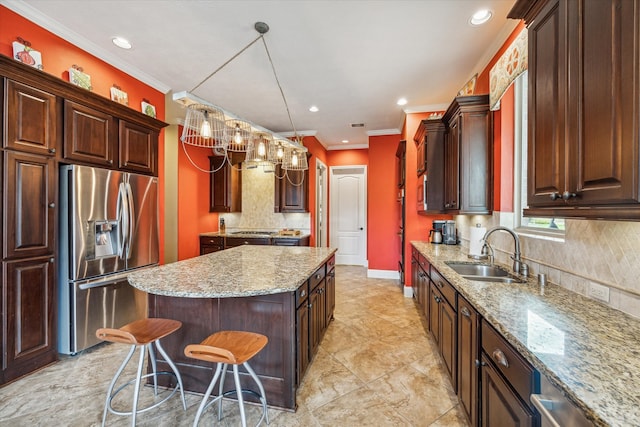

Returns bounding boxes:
[1,256,57,384]
[481,353,534,427]
[458,296,479,427]
[296,296,310,386]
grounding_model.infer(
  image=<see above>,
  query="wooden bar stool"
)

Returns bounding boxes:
[96,318,187,426]
[184,330,269,427]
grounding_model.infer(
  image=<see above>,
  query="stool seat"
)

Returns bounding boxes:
[185,331,268,365]
[97,318,182,345]
[97,317,186,426]
[185,331,269,427]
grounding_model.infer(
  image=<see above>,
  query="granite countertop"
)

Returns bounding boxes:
[128,245,336,298]
[411,241,640,427]
[200,231,310,240]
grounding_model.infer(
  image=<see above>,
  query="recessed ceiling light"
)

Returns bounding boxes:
[309,105,319,112]
[112,36,132,49]
[342,140,349,143]
[470,9,492,25]
[397,98,407,106]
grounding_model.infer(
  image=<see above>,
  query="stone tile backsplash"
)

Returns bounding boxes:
[456,214,640,319]
[220,167,311,233]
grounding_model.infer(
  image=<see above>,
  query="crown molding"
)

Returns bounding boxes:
[2,0,171,93]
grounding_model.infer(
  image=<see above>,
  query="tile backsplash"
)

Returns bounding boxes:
[456,214,640,319]
[220,167,311,233]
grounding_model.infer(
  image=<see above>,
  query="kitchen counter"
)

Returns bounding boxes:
[412,242,640,427]
[128,245,334,297]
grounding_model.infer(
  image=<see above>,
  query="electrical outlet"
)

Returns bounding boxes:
[589,283,610,303]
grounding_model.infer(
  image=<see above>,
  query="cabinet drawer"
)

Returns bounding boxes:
[418,254,430,276]
[327,255,336,272]
[482,321,537,406]
[430,267,456,309]
[309,265,326,290]
[225,237,270,247]
[200,236,224,246]
[296,282,309,307]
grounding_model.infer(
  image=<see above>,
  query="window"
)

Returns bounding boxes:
[514,71,565,234]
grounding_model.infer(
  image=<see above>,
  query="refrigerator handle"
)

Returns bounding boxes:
[117,182,129,259]
[126,182,135,259]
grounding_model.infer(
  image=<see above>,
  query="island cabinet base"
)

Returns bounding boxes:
[148,292,297,410]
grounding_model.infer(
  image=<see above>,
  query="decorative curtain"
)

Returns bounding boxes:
[489,28,528,111]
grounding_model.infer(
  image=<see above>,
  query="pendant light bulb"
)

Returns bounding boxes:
[277,145,284,159]
[258,141,266,157]
[201,110,212,138]
[234,124,243,144]
[292,151,299,167]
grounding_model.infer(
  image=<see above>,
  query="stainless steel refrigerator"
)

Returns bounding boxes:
[58,164,157,354]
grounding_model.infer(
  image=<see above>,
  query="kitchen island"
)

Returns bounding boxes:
[128,245,337,410]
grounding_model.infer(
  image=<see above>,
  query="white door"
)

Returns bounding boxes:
[330,166,367,266]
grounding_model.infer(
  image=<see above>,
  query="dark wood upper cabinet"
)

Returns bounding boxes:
[209,156,242,213]
[274,155,310,213]
[4,79,58,156]
[63,99,116,167]
[3,151,55,260]
[511,0,640,219]
[443,95,492,214]
[396,140,406,188]
[119,120,158,175]
[414,119,446,213]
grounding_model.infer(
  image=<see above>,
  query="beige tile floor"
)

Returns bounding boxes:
[0,265,468,426]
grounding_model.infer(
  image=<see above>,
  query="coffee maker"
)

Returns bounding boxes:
[443,220,457,245]
[430,220,445,244]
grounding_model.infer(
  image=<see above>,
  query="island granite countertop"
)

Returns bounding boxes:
[412,241,640,427]
[128,245,336,298]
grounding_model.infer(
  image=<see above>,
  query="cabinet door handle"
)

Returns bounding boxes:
[461,306,471,318]
[492,349,509,368]
[562,191,577,200]
[108,159,114,165]
[550,192,561,200]
[49,257,55,263]
[300,289,306,298]
[48,202,55,208]
[48,148,56,154]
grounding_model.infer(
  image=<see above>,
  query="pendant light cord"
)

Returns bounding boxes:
[189,34,264,94]
[260,37,300,141]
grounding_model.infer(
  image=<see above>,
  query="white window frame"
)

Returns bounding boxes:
[513,71,565,241]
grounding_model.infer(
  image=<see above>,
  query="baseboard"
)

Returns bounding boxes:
[403,286,414,298]
[366,269,400,279]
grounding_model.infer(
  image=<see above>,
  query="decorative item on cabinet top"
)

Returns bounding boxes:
[12,36,43,70]
[68,64,92,91]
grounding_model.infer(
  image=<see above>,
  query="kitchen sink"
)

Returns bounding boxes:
[445,261,525,284]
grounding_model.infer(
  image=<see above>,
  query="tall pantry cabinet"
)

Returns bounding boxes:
[0,54,166,385]
[1,77,58,384]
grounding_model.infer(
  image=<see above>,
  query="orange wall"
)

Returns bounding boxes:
[0,6,168,261]
[176,130,218,260]
[368,135,402,271]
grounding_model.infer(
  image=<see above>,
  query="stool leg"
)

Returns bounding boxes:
[244,361,269,425]
[131,344,147,426]
[232,364,247,427]
[193,362,223,427]
[218,363,229,421]
[148,342,158,395]
[102,344,136,427]
[155,339,186,410]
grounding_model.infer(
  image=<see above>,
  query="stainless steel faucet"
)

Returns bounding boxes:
[482,226,528,277]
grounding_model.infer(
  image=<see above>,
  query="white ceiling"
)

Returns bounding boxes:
[4,0,517,150]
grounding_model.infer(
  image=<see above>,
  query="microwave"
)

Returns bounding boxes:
[417,174,427,211]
